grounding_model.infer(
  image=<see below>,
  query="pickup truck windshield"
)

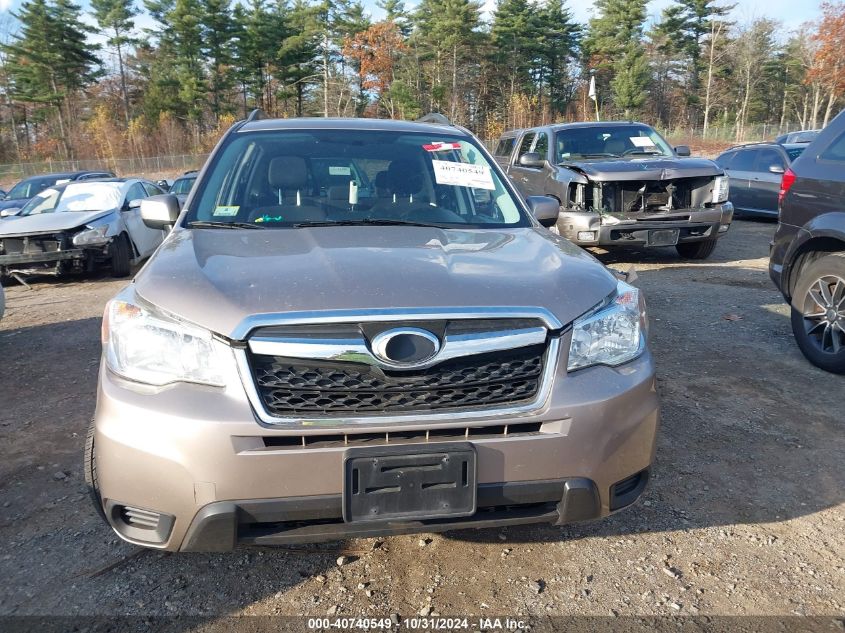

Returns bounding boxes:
[187,129,528,228]
[555,124,673,161]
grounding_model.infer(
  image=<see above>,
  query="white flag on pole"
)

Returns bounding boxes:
[588,75,597,101]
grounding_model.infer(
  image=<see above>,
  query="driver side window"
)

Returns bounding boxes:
[514,133,535,163]
[125,183,148,207]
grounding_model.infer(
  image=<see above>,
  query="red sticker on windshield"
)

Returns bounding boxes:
[423,141,462,152]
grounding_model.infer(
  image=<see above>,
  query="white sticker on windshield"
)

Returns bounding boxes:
[432,160,495,190]
[630,136,656,147]
[214,205,239,216]
[329,166,351,176]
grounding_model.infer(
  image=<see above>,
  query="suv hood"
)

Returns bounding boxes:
[560,156,722,181]
[0,210,114,237]
[134,226,618,339]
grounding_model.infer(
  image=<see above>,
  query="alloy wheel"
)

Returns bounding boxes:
[800,273,845,354]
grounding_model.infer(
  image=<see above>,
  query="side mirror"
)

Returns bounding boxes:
[0,208,20,218]
[141,194,181,230]
[675,145,691,157]
[768,164,785,174]
[126,198,143,210]
[518,152,545,168]
[526,195,560,228]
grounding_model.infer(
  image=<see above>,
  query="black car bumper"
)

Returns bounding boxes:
[164,472,648,552]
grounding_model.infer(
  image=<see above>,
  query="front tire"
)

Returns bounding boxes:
[110,234,132,278]
[789,253,845,374]
[676,238,718,259]
[84,418,108,523]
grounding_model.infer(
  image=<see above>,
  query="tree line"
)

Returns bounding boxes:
[0,0,843,163]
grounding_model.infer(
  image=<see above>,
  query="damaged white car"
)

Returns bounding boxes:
[0,179,167,279]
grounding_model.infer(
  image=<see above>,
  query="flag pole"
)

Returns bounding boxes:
[589,70,600,121]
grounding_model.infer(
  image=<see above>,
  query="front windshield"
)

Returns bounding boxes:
[555,124,674,161]
[187,129,528,228]
[20,182,122,216]
[170,176,196,195]
[8,177,53,200]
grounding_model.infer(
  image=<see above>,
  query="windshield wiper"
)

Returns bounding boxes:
[292,218,447,229]
[626,150,664,156]
[188,220,265,229]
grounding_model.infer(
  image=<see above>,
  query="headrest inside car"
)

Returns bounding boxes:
[268,156,308,190]
[388,160,423,195]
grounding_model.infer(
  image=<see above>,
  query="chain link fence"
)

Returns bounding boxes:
[0,154,210,185]
[0,121,816,186]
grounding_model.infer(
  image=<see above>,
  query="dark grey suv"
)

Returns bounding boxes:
[770,109,845,373]
[716,143,806,217]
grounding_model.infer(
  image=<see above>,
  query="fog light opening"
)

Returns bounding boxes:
[107,501,175,544]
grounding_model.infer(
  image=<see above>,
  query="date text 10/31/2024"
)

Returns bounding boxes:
[306,617,528,630]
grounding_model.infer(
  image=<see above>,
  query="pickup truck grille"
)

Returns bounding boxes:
[249,344,547,416]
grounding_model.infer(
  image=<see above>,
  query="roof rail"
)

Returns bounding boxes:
[417,112,452,125]
[246,108,267,122]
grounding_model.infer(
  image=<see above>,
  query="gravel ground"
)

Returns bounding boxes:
[0,219,842,625]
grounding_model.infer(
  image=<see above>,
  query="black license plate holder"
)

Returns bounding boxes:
[647,228,680,246]
[343,443,477,523]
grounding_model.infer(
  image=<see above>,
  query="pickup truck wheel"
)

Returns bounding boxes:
[84,418,108,523]
[789,253,845,374]
[110,234,132,278]
[676,238,717,259]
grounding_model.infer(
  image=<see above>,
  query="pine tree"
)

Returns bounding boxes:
[377,0,410,36]
[277,0,321,116]
[201,0,235,120]
[91,0,139,126]
[3,0,99,158]
[582,0,649,116]
[491,0,538,104]
[414,0,481,121]
[537,0,580,118]
[612,42,650,117]
[653,0,732,123]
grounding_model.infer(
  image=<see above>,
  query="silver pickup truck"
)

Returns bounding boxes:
[494,121,734,259]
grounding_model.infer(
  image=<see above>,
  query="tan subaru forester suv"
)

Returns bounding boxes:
[86,113,659,551]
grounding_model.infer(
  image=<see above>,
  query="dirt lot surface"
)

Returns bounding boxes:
[0,219,842,625]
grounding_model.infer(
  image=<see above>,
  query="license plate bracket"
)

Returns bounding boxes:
[343,443,477,523]
[647,229,680,246]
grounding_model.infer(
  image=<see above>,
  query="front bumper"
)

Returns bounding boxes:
[0,249,85,267]
[558,203,733,247]
[93,340,659,552]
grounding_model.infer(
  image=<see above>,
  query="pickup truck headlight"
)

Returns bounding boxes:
[73,225,110,246]
[103,293,227,387]
[568,280,645,371]
[712,176,729,203]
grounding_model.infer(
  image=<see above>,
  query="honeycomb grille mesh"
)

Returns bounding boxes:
[250,344,547,416]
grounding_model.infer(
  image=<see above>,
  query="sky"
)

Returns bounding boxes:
[0,0,825,40]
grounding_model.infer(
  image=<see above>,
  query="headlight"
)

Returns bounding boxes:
[712,176,729,203]
[73,225,110,246]
[567,280,645,371]
[103,292,227,387]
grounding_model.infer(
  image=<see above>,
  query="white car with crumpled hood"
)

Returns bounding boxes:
[0,178,167,279]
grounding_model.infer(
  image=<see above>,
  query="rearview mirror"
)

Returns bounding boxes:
[141,194,181,230]
[518,152,545,168]
[768,164,785,174]
[526,196,560,228]
[675,145,691,157]
[0,208,20,218]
